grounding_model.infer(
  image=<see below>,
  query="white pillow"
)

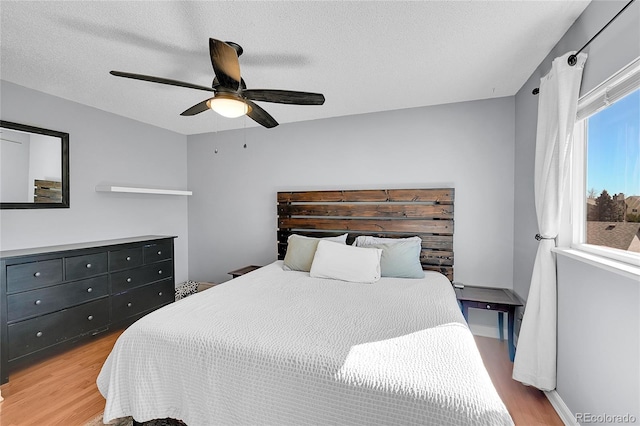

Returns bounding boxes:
[283,233,348,272]
[310,240,382,283]
[353,235,422,247]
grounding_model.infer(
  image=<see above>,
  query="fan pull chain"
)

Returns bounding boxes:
[243,114,247,149]
[214,113,219,154]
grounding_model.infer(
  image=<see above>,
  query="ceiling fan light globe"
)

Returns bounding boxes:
[207,96,250,118]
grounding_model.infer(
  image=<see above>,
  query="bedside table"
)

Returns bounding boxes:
[228,265,262,278]
[455,285,523,362]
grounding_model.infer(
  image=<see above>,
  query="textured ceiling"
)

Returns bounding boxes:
[0,1,590,135]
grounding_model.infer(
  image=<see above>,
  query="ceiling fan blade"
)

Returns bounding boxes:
[110,71,216,93]
[246,101,278,128]
[209,38,241,91]
[180,99,212,116]
[242,89,325,105]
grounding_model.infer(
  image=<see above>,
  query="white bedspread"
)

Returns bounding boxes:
[98,261,513,425]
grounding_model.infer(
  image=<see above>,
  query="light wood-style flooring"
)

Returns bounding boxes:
[475,336,563,425]
[0,331,562,425]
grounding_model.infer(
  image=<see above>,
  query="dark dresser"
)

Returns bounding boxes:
[0,235,176,384]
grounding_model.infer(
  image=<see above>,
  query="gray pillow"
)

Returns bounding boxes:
[364,241,425,278]
[283,234,347,272]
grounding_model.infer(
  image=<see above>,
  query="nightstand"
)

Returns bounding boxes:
[455,285,523,362]
[227,265,262,278]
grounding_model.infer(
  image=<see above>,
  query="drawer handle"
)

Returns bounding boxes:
[126,256,131,261]
[158,270,163,275]
[87,287,93,293]
[486,304,491,309]
[86,263,92,269]
[87,315,94,321]
[36,331,43,338]
[158,292,163,296]
[157,250,162,255]
[127,277,132,283]
[34,272,41,277]
[35,299,42,305]
[127,302,132,307]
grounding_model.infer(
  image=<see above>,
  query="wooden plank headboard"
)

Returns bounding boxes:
[277,188,454,281]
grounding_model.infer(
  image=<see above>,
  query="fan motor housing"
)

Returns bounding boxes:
[225,41,243,57]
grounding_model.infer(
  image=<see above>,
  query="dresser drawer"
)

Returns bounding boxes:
[111,279,174,320]
[111,260,173,294]
[7,259,63,294]
[144,240,172,263]
[65,252,108,280]
[109,247,143,271]
[59,298,109,339]
[7,275,109,322]
[8,298,109,360]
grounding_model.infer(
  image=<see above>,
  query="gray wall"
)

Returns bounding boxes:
[513,0,640,419]
[557,254,639,421]
[0,81,190,284]
[188,97,515,337]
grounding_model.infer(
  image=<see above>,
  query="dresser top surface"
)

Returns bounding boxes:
[1,235,176,259]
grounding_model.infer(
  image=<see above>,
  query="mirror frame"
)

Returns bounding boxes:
[0,120,70,209]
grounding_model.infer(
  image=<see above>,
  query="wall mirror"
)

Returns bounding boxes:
[0,121,69,209]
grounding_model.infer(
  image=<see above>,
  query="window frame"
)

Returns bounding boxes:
[570,57,640,268]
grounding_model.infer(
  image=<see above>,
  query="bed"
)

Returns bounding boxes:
[97,188,514,425]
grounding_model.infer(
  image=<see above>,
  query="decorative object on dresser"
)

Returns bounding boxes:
[0,235,176,384]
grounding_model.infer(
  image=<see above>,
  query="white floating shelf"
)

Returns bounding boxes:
[95,185,192,196]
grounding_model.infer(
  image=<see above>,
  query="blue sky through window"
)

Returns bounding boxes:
[586,89,640,197]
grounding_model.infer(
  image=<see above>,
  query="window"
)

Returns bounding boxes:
[572,57,640,266]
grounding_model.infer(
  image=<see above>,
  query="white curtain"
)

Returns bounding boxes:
[513,51,587,391]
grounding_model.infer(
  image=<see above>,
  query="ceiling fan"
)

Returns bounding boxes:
[110,38,325,129]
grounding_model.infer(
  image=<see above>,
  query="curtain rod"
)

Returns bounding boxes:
[532,0,635,95]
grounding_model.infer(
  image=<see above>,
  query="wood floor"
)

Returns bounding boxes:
[474,336,563,425]
[0,331,562,426]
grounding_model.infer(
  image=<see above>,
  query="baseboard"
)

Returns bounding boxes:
[545,390,577,426]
